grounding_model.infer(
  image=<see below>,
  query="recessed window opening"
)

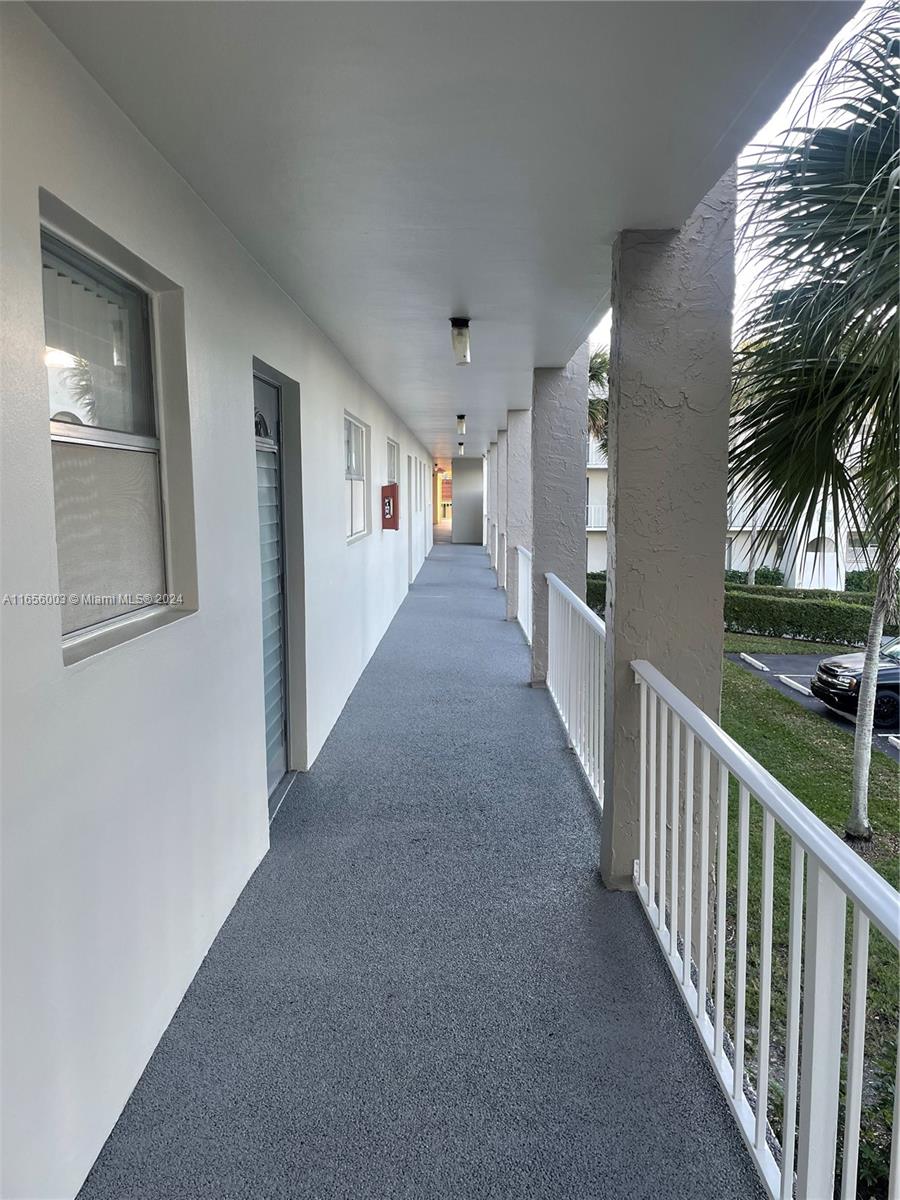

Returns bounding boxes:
[42,230,166,635]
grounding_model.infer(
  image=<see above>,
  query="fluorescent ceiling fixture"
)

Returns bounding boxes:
[450,319,470,366]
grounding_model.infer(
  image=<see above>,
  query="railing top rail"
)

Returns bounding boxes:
[516,545,533,561]
[546,572,606,639]
[632,658,900,946]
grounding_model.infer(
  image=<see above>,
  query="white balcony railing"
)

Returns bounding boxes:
[632,659,899,1200]
[516,546,532,645]
[545,574,605,806]
[588,442,607,468]
[586,503,607,530]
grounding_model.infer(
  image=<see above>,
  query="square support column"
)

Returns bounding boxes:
[496,429,508,588]
[487,441,498,566]
[505,409,532,621]
[600,168,736,890]
[530,344,588,684]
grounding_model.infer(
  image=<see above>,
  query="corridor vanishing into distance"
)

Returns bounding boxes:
[78,544,762,1199]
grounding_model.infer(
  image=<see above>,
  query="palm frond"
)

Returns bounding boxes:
[731,4,899,583]
[588,347,610,451]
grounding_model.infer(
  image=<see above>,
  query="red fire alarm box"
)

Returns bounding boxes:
[381,482,400,530]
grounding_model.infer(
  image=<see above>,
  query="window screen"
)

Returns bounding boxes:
[41,230,165,636]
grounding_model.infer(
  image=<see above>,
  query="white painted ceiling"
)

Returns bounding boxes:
[34,1,856,462]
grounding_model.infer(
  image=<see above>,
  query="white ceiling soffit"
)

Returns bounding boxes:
[33,2,858,460]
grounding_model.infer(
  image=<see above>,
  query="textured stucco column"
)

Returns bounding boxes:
[496,430,508,588]
[487,442,498,566]
[530,344,588,684]
[600,168,736,890]
[505,409,532,620]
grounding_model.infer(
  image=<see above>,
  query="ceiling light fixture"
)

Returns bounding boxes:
[458,442,465,456]
[450,318,470,366]
[457,414,466,435]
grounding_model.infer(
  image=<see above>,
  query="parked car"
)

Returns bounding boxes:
[810,635,900,730]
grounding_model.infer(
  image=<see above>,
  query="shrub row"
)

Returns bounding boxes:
[846,569,878,592]
[723,592,874,645]
[586,577,606,615]
[725,566,784,586]
[725,582,876,606]
[586,576,895,644]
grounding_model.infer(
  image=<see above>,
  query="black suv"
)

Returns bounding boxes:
[811,635,900,730]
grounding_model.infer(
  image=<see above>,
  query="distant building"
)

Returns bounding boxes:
[586,436,868,586]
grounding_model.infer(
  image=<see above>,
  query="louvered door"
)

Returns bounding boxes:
[254,376,287,799]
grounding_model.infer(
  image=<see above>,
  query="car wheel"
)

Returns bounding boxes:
[873,690,899,730]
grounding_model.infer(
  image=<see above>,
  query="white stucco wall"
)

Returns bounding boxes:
[587,532,608,573]
[586,467,608,571]
[451,457,485,544]
[0,9,432,1199]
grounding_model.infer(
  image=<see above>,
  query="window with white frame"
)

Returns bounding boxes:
[387,437,399,484]
[42,230,167,635]
[345,414,368,539]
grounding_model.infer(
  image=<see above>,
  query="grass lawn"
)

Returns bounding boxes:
[720,658,898,1195]
[724,631,853,656]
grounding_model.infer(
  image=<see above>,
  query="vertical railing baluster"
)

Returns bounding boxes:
[756,809,775,1148]
[670,715,680,960]
[639,680,647,891]
[780,841,805,1200]
[587,627,594,788]
[733,784,750,1101]
[714,761,729,1060]
[585,619,592,758]
[840,907,870,1200]
[658,702,668,934]
[796,861,847,1199]
[697,744,711,1021]
[648,691,657,916]
[547,588,553,697]
[567,606,574,738]
[578,616,584,759]
[573,613,579,752]
[593,630,600,790]
[597,628,604,801]
[548,588,554,698]
[682,729,694,990]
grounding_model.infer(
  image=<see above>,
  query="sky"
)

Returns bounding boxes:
[589,1,874,354]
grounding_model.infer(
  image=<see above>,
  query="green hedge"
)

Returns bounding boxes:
[724,592,872,645]
[725,582,876,606]
[846,569,878,593]
[586,575,893,643]
[725,566,784,586]
[586,577,606,615]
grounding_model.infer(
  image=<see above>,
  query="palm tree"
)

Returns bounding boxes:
[731,6,898,840]
[588,346,610,452]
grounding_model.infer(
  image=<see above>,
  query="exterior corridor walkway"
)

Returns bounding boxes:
[78,543,763,1200]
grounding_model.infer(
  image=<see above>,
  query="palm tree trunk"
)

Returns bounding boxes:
[846,567,888,839]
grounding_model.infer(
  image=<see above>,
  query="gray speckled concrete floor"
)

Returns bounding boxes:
[78,543,763,1200]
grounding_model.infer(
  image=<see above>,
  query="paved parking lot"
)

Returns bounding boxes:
[727,652,900,764]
